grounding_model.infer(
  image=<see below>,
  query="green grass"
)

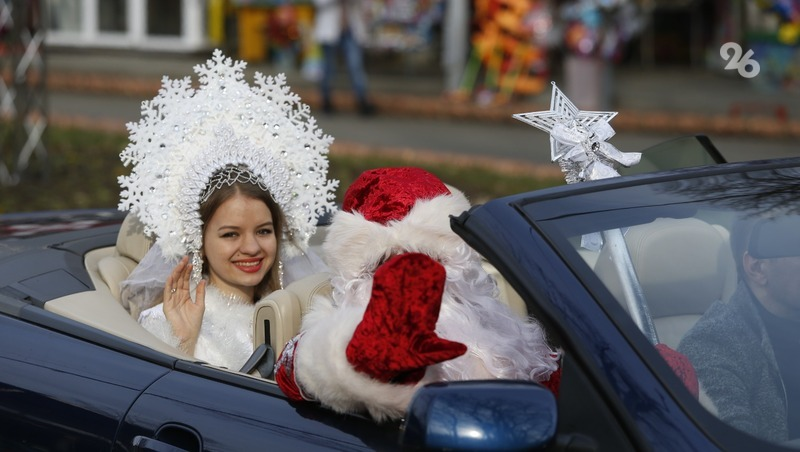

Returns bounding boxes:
[0,125,564,213]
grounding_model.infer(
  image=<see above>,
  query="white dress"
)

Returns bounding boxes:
[138,285,255,371]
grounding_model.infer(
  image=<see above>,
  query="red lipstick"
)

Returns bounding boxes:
[234,258,263,273]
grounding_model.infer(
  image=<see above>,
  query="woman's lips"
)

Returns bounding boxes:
[234,258,263,273]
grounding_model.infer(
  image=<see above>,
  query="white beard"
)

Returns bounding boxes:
[330,243,560,382]
[293,243,560,422]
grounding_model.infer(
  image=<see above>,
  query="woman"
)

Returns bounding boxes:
[138,171,285,370]
[118,49,338,370]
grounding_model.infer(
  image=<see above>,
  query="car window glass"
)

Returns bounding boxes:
[532,166,800,447]
[617,135,725,177]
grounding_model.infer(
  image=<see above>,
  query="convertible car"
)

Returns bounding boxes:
[1,135,799,451]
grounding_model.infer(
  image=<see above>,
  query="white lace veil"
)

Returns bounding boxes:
[120,242,176,319]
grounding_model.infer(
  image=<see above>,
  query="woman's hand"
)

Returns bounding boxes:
[162,256,206,355]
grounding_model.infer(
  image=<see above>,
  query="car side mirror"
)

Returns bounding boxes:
[401,380,558,450]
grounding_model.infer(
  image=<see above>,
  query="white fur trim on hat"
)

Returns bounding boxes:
[322,188,471,280]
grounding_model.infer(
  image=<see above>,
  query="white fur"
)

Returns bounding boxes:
[298,189,560,421]
[294,293,428,421]
[322,190,471,280]
[296,244,560,421]
[139,285,254,370]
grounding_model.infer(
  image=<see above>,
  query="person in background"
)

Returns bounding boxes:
[312,0,376,115]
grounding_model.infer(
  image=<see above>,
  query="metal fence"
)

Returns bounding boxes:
[1,0,47,186]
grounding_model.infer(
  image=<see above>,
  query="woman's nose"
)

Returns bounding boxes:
[240,233,260,254]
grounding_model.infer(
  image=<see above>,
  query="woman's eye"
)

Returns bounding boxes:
[258,228,273,236]
[221,232,237,238]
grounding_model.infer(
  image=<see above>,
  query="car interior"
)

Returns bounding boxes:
[591,217,737,350]
[43,213,529,379]
[573,214,739,417]
[38,207,744,441]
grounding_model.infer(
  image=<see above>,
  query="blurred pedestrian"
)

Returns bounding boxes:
[312,0,376,116]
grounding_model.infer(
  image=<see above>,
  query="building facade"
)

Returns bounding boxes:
[45,0,210,51]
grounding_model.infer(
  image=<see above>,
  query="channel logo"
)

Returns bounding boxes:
[720,42,760,78]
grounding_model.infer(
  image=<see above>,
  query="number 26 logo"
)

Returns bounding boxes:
[720,42,760,78]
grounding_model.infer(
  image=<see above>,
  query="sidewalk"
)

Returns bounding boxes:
[43,48,800,139]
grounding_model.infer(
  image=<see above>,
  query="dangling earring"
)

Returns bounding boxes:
[191,252,203,283]
[278,260,284,290]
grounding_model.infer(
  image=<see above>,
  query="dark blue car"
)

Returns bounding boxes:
[1,136,798,451]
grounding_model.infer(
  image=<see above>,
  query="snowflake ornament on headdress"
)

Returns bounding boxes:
[513,82,640,184]
[118,49,338,280]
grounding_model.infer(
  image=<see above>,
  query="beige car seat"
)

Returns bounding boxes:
[252,271,332,360]
[48,214,187,358]
[97,213,154,310]
[593,217,735,349]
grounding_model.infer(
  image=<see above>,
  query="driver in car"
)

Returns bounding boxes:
[679,214,800,443]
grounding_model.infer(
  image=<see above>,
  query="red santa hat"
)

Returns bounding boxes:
[322,167,471,279]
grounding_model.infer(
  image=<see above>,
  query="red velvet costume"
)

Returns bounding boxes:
[276,167,561,421]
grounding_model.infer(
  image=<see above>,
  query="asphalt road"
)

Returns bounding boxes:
[48,91,800,167]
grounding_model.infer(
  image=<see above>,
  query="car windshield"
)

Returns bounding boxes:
[529,162,800,446]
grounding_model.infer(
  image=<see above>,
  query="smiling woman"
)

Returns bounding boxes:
[136,171,285,370]
[116,50,338,371]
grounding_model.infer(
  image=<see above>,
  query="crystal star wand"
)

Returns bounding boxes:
[513,83,658,344]
[513,82,641,184]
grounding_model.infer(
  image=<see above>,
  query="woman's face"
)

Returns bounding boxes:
[202,192,277,301]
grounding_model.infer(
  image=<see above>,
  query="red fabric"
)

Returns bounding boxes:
[346,252,468,384]
[275,335,306,401]
[540,367,562,398]
[656,343,699,398]
[342,167,451,225]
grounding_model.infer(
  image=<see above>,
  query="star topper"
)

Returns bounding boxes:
[513,82,640,184]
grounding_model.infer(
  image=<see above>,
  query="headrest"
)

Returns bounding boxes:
[595,217,729,318]
[284,271,332,315]
[117,214,154,263]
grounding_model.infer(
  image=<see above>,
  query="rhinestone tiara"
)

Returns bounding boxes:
[199,165,274,205]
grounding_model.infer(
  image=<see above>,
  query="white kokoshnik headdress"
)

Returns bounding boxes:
[118,49,338,280]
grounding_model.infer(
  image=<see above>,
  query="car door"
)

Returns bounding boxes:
[1,293,401,452]
[0,303,169,451]
[117,360,402,451]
